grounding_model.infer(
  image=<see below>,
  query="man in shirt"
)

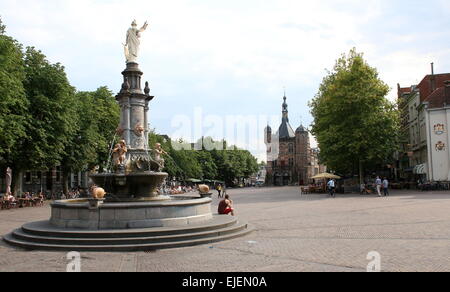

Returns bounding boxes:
[375,176,382,197]
[327,179,336,198]
[382,178,389,197]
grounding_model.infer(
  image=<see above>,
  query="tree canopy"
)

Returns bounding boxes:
[0,17,120,193]
[309,48,399,179]
[11,47,77,171]
[0,21,29,165]
[149,132,259,186]
[60,88,119,191]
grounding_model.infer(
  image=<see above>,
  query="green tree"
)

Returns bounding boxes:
[0,17,5,34]
[309,48,399,183]
[89,87,120,171]
[0,18,29,166]
[211,147,258,186]
[148,133,259,185]
[11,47,76,193]
[59,87,119,192]
[194,151,218,180]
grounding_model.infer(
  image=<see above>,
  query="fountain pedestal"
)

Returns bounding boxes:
[50,197,213,230]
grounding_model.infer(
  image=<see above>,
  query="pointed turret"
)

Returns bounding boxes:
[277,94,295,139]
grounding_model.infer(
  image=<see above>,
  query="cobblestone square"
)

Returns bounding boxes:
[1,187,449,272]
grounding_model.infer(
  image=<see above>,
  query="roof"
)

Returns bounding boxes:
[296,125,307,133]
[277,120,296,139]
[417,73,450,102]
[397,86,411,98]
[276,94,296,139]
[424,86,449,109]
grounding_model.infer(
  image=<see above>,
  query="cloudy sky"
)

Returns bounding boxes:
[1,0,449,161]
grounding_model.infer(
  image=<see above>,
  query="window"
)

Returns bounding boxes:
[289,144,294,153]
[289,158,294,167]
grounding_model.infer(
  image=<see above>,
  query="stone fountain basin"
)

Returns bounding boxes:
[50,197,213,230]
[90,171,168,201]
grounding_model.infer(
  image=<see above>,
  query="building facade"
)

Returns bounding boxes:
[0,167,89,195]
[265,95,324,186]
[424,81,450,181]
[397,68,450,182]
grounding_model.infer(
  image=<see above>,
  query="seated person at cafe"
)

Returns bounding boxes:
[218,195,235,216]
[5,193,16,202]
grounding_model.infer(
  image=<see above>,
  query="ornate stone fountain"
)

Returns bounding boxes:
[89,61,169,202]
[3,20,251,251]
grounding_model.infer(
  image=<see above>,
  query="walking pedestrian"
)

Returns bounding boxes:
[327,179,336,198]
[360,181,368,195]
[382,178,389,197]
[375,176,382,197]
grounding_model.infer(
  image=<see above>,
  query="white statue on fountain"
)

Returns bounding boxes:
[124,20,148,63]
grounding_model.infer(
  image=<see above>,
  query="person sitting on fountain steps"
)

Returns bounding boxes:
[218,195,235,216]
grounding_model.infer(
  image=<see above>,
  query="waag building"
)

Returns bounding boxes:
[265,95,325,186]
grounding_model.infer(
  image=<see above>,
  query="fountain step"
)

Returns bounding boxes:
[3,224,252,252]
[21,215,238,238]
[11,222,248,246]
[3,216,253,251]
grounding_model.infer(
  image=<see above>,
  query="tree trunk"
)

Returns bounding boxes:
[359,160,364,186]
[12,169,23,196]
[62,170,70,195]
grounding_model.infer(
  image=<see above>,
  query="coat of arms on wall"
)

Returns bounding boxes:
[434,124,445,135]
[435,141,446,151]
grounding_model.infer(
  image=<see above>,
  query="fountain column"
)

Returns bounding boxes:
[90,61,168,201]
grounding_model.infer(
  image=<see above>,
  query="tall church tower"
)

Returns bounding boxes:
[265,93,317,186]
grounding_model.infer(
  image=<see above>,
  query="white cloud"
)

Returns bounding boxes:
[1,0,449,159]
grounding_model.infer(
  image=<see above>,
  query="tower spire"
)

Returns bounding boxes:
[282,91,289,122]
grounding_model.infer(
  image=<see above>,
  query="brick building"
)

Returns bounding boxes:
[397,65,450,182]
[265,95,324,186]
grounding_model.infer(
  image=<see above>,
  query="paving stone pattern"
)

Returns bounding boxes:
[1,187,449,272]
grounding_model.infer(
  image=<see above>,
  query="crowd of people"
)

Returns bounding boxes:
[57,188,83,200]
[359,177,390,197]
[0,187,87,211]
[160,183,227,197]
[303,176,392,198]
[0,191,45,210]
[161,185,197,195]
